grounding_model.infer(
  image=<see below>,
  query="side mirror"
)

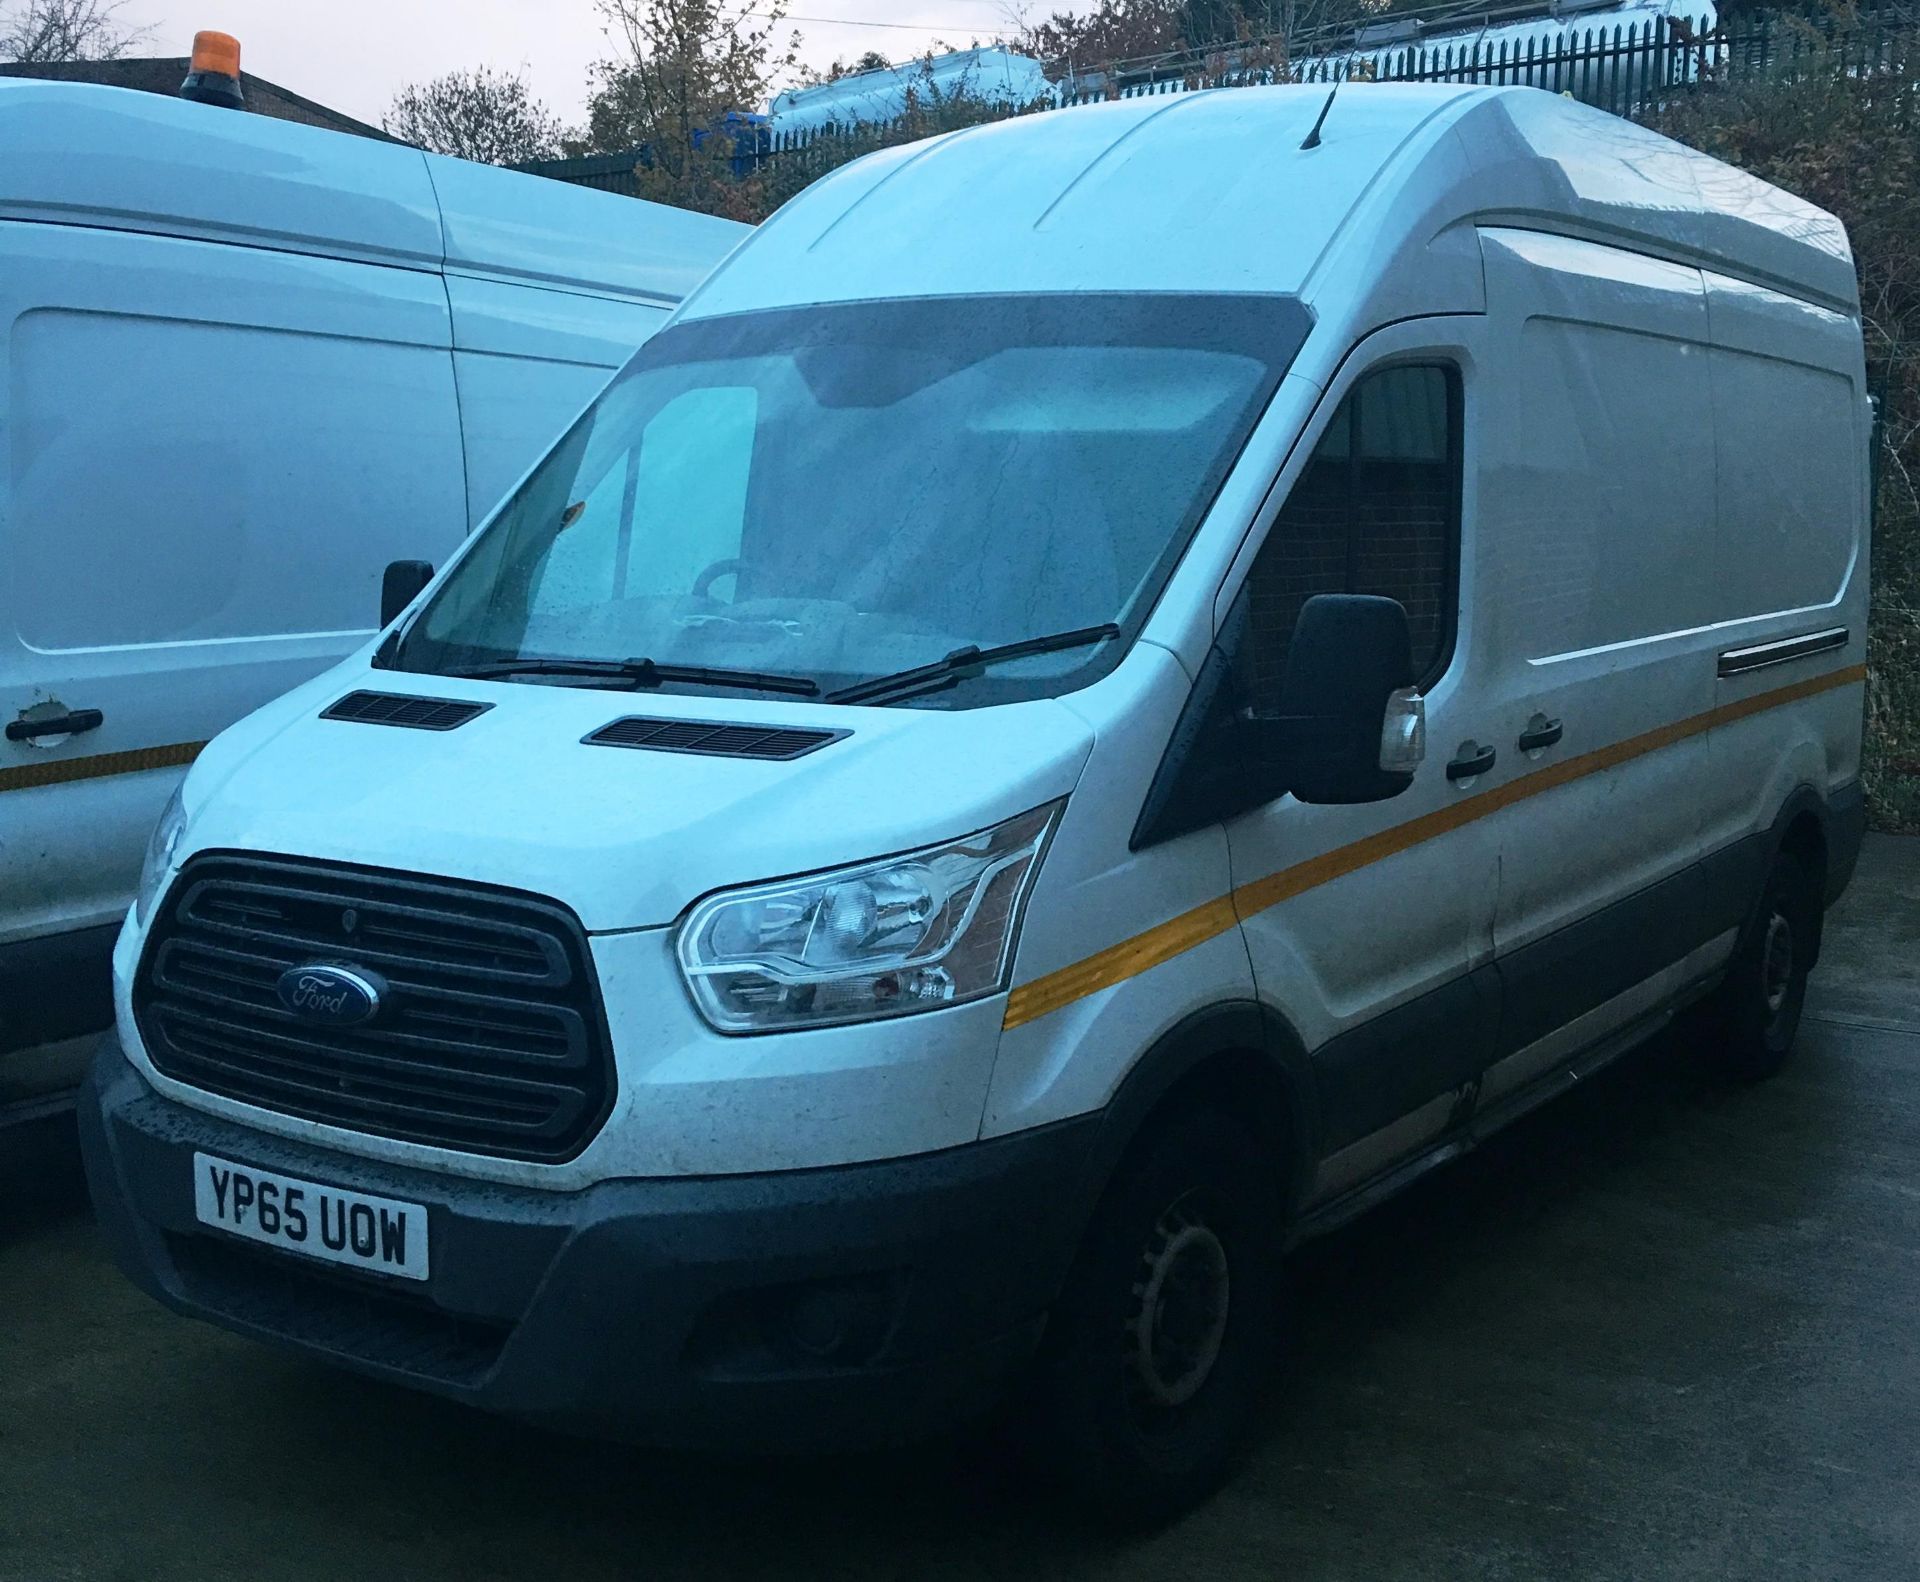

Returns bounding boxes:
[381,560,434,628]
[1271,594,1424,805]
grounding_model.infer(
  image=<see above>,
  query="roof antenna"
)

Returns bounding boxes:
[1300,78,1340,151]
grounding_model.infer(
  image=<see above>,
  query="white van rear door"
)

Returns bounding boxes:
[0,222,467,955]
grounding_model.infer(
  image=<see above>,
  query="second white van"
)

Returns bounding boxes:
[80,85,1868,1515]
[0,80,744,1095]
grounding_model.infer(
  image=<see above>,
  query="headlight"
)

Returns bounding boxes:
[133,784,189,928]
[676,802,1061,1033]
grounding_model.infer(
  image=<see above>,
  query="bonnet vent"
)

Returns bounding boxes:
[320,691,492,731]
[583,716,845,761]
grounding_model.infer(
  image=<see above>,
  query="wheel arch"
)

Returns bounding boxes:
[1074,1000,1322,1237]
[1762,783,1834,966]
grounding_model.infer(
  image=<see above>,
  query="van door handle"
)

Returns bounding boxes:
[6,708,104,743]
[1517,716,1564,752]
[1446,743,1497,781]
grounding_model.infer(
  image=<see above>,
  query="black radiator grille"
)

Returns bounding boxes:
[135,856,614,1163]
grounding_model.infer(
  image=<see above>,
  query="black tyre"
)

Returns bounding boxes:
[1700,849,1817,1080]
[1030,1106,1283,1522]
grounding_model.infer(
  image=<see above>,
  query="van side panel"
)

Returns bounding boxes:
[1473,230,1719,1106]
[445,276,668,525]
[425,152,746,304]
[982,649,1257,1143]
[0,222,467,996]
[1698,272,1869,884]
[0,82,445,270]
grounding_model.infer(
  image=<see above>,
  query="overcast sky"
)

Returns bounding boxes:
[119,1,1034,130]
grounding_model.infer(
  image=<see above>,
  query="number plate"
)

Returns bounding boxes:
[192,1152,429,1282]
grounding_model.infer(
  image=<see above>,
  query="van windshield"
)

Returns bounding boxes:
[390,293,1309,707]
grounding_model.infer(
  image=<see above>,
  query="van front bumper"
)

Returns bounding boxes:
[78,1034,1099,1451]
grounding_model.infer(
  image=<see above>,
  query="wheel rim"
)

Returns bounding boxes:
[1761,908,1795,1017]
[1124,1194,1231,1417]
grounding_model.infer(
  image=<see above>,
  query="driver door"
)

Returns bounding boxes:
[1221,325,1501,1204]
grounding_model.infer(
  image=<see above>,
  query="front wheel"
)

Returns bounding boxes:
[1699,849,1817,1080]
[1029,1107,1283,1522]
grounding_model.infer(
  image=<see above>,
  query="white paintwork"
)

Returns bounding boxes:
[1221,315,1502,1055]
[0,80,747,970]
[984,646,1250,1135]
[1476,227,1715,960]
[164,668,1092,935]
[106,86,1865,1202]
[444,274,670,523]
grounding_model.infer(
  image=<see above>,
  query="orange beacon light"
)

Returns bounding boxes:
[181,30,245,110]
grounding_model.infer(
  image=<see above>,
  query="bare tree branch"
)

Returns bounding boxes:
[0,0,151,63]
[383,67,566,165]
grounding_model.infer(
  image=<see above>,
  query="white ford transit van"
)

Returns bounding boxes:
[0,81,744,1094]
[80,85,1869,1514]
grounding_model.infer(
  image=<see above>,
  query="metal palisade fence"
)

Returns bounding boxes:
[521,9,1920,196]
[759,10,1920,167]
[1055,9,1920,120]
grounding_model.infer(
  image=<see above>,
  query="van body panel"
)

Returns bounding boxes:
[1198,315,1499,1191]
[1451,89,1856,311]
[426,152,746,305]
[983,647,1250,1137]
[0,224,467,957]
[155,670,1094,937]
[1697,266,1869,878]
[1291,130,1489,341]
[1473,230,1716,1033]
[445,275,669,525]
[0,84,746,1060]
[682,88,1475,320]
[0,81,444,269]
[1157,374,1332,681]
[446,274,670,367]
[1712,691,1862,865]
[685,85,1853,327]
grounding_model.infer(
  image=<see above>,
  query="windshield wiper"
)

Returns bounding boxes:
[442,656,820,697]
[827,624,1121,708]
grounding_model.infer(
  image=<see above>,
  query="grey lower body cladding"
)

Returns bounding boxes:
[78,1036,1098,1450]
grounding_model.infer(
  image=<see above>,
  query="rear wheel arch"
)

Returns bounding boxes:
[1764,786,1832,964]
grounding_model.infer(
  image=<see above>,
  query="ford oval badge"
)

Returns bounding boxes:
[276,965,383,1025]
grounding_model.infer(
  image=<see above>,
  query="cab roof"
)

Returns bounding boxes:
[0,79,745,303]
[683,83,1854,323]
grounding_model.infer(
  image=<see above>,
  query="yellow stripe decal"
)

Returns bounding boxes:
[1002,663,1867,1031]
[0,740,205,796]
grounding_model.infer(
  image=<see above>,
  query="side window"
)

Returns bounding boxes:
[1246,364,1460,711]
